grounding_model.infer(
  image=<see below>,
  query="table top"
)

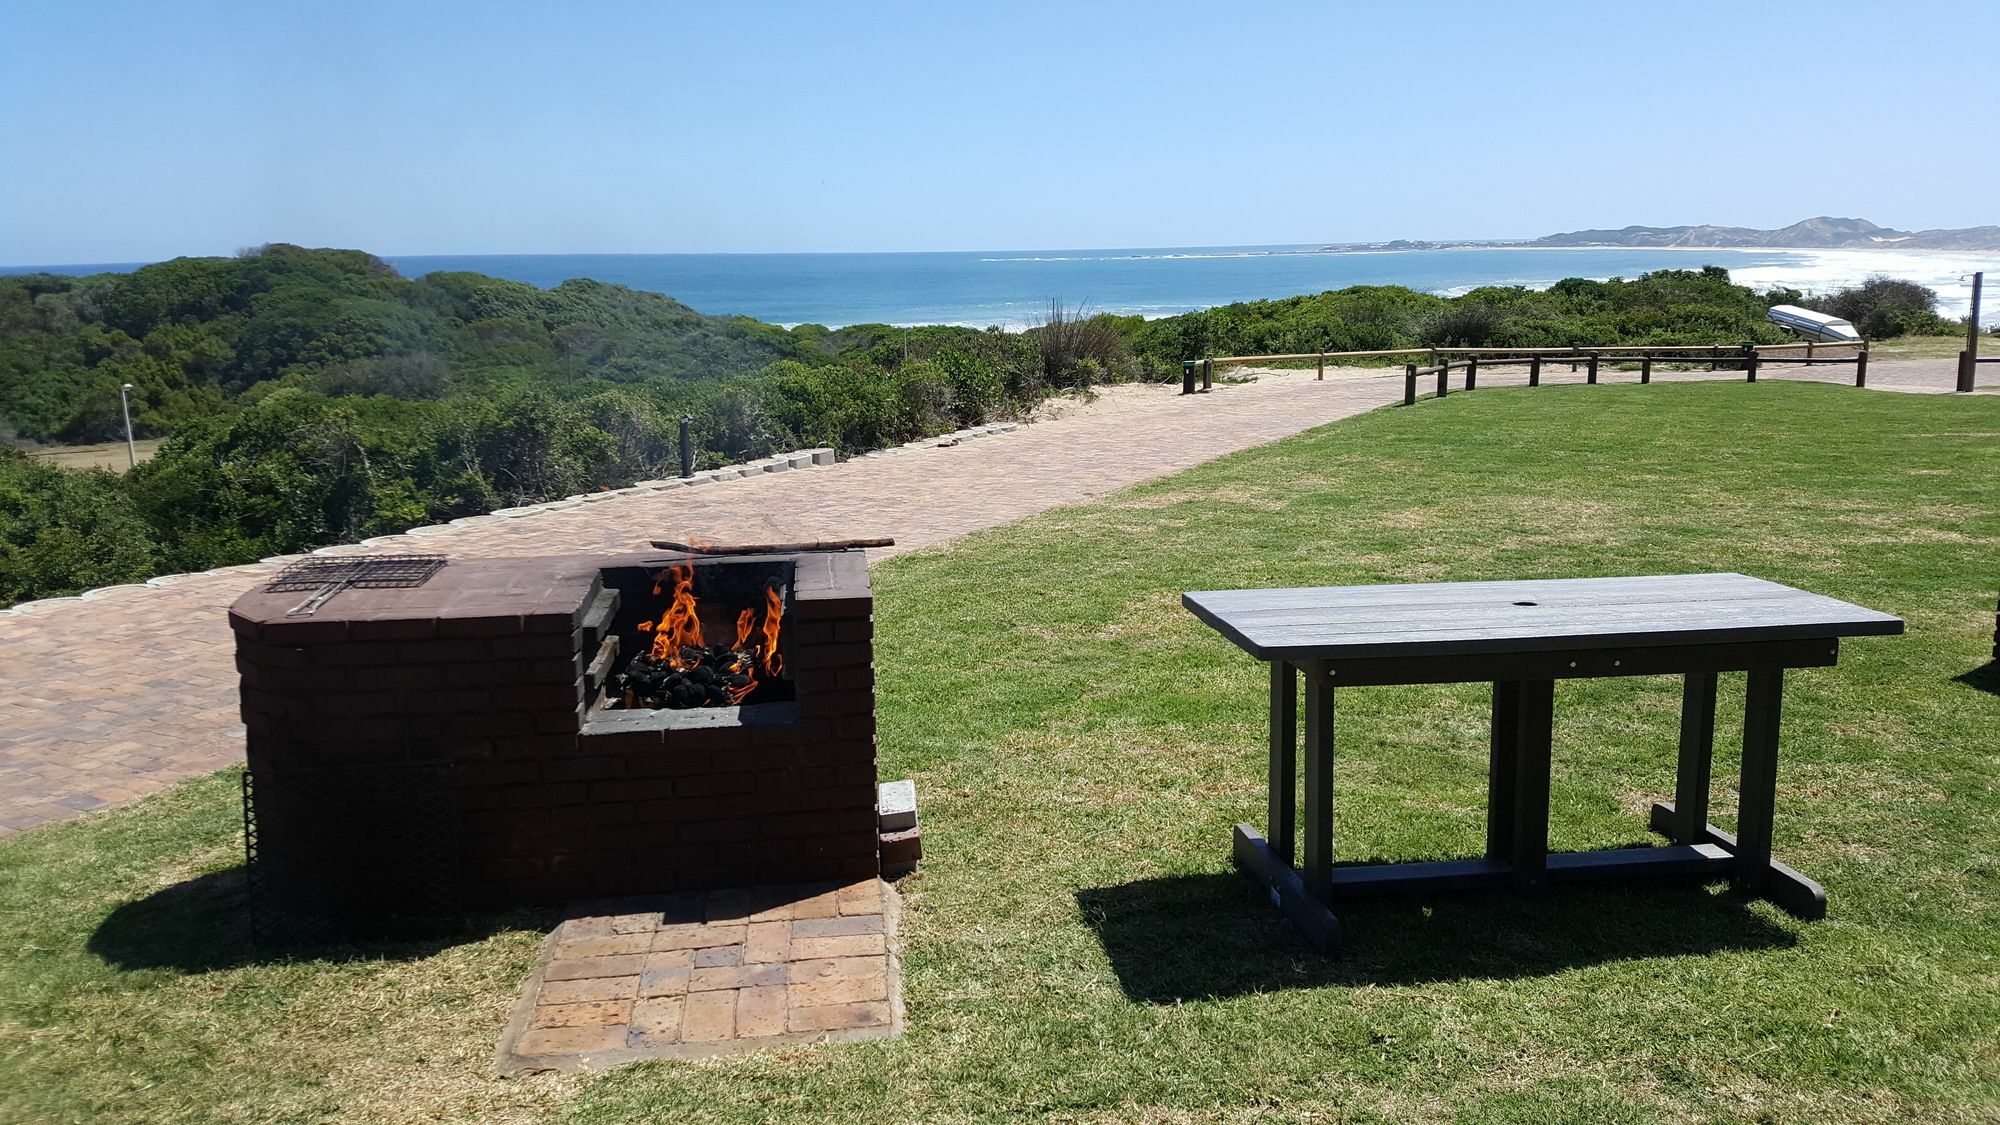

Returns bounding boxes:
[1182,573,1903,662]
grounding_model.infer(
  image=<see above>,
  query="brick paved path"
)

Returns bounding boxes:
[0,358,1982,836]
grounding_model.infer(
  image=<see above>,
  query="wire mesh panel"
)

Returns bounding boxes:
[265,555,447,593]
[243,762,459,941]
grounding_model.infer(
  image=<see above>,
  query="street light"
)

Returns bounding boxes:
[118,383,137,468]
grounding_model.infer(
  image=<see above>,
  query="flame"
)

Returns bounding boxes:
[647,561,705,667]
[630,560,786,707]
[759,583,784,675]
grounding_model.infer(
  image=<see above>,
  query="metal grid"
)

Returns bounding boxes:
[265,554,447,593]
[243,762,459,942]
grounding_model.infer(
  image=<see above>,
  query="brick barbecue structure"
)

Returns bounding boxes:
[228,548,879,923]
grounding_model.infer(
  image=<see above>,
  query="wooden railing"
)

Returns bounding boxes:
[1188,340,1871,402]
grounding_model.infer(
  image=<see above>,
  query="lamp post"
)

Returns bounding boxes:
[118,383,137,468]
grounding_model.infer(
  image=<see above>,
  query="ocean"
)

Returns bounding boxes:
[6,245,1991,325]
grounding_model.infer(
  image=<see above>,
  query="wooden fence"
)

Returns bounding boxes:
[1184,340,1871,402]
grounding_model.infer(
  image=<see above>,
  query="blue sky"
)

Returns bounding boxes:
[1,0,1992,265]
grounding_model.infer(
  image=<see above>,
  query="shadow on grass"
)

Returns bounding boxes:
[1077,868,1796,1003]
[87,866,547,973]
[1956,661,1999,697]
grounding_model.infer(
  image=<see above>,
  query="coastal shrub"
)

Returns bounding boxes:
[1805,276,1954,338]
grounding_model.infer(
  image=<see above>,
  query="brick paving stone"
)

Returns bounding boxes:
[2,362,1978,836]
[680,989,737,1041]
[736,985,788,1038]
[554,933,651,959]
[532,1000,634,1028]
[790,932,887,959]
[789,955,889,984]
[544,954,647,981]
[538,975,640,1004]
[629,996,684,1044]
[692,944,744,968]
[516,1026,628,1056]
[792,915,883,938]
[652,923,744,951]
[743,920,790,964]
[789,1000,891,1033]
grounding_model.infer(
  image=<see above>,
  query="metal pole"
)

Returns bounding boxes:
[678,414,694,478]
[1960,271,1982,394]
[119,383,137,468]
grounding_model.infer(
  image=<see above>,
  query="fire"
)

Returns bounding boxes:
[648,561,706,667]
[759,583,784,676]
[621,560,786,708]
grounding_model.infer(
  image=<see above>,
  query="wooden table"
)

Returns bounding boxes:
[1181,573,1902,952]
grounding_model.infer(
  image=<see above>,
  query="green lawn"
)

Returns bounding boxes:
[3,381,1997,1124]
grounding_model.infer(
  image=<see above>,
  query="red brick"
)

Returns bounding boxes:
[676,772,755,798]
[437,613,525,638]
[545,755,625,783]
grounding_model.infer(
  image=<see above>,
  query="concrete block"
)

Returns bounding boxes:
[809,448,836,466]
[877,779,916,832]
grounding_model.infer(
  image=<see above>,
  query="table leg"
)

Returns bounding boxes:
[1301,664,1335,901]
[1268,660,1297,866]
[1733,668,1784,897]
[1672,672,1718,844]
[1510,680,1555,890]
[1487,681,1521,860]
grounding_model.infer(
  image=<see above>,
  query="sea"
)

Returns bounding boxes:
[5,245,1991,326]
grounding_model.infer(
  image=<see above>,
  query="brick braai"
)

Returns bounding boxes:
[228,549,878,919]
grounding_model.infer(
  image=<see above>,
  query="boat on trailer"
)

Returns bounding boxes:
[1767,304,1862,343]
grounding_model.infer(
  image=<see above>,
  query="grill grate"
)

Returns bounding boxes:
[267,554,447,593]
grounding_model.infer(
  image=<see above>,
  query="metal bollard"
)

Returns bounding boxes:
[1202,359,1213,391]
[1586,355,1599,384]
[1404,363,1417,406]
[1529,357,1541,387]
[1437,363,1448,398]
[678,414,695,478]
[1641,357,1652,384]
[1466,356,1479,391]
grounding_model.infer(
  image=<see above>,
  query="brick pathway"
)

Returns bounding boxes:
[0,357,1983,837]
[498,878,897,1070]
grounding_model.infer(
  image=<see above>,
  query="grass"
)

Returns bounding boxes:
[1872,335,1992,361]
[17,437,164,472]
[2,381,1997,1123]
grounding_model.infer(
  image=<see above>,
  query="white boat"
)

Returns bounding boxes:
[1766,304,1862,343]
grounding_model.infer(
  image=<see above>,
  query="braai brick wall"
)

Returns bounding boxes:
[229,550,879,918]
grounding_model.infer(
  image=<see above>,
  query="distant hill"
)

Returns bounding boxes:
[1529,216,2000,252]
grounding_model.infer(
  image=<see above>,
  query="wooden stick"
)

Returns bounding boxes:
[647,537,895,555]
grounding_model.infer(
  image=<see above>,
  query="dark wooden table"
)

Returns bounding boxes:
[1182,573,1902,951]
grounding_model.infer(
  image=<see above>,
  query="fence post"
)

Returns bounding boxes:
[678,414,695,478]
[1641,356,1652,384]
[1404,363,1417,406]
[1202,358,1213,392]
[1466,356,1479,390]
[1709,346,1719,372]
[1855,342,1868,388]
[1584,355,1597,384]
[1316,352,1325,381]
[1529,357,1541,387]
[1745,345,1759,382]
[1437,363,1449,398]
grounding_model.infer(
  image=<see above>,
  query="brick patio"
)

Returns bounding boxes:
[498,877,898,1069]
